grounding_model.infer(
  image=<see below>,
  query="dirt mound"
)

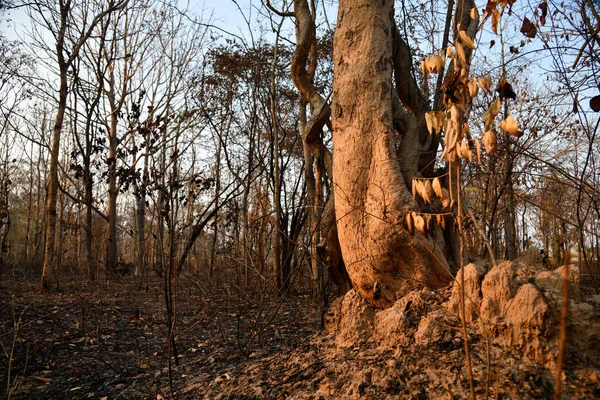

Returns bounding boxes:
[318,260,600,398]
[200,261,599,399]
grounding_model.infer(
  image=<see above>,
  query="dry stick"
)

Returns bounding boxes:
[466,208,497,268]
[456,163,476,400]
[554,247,570,399]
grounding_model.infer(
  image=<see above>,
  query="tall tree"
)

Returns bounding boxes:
[33,0,126,291]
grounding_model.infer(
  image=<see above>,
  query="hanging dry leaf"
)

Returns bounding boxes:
[458,30,477,50]
[475,138,482,163]
[589,95,600,112]
[492,9,501,34]
[425,111,446,134]
[414,214,427,235]
[497,78,517,100]
[426,214,435,232]
[460,141,472,161]
[446,46,455,58]
[498,0,516,12]
[483,98,501,131]
[422,55,445,73]
[405,212,414,235]
[572,92,579,113]
[441,121,455,158]
[432,178,443,198]
[423,180,435,204]
[482,130,497,154]
[520,17,537,38]
[436,214,446,230]
[484,0,497,17]
[468,77,479,98]
[441,189,451,209]
[470,7,479,20]
[425,113,434,134]
[539,2,548,26]
[509,46,519,54]
[413,179,424,201]
[500,115,522,137]
[478,76,493,91]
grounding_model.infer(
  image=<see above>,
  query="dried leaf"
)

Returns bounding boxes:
[460,141,472,161]
[492,9,501,34]
[425,113,434,135]
[426,214,435,232]
[475,138,482,163]
[414,180,429,203]
[489,40,496,48]
[509,45,519,54]
[446,46,455,58]
[436,214,446,230]
[405,213,414,235]
[573,92,578,113]
[441,189,451,209]
[423,180,435,204]
[470,7,479,20]
[482,130,497,154]
[432,178,443,198]
[483,98,501,131]
[498,0,516,12]
[422,55,445,73]
[414,214,427,235]
[468,77,479,98]
[520,17,537,38]
[500,115,522,137]
[484,0,497,17]
[425,111,446,134]
[539,2,548,26]
[590,95,600,112]
[459,30,477,50]
[478,76,493,91]
[497,78,517,100]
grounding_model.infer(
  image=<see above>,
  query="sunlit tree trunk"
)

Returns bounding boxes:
[331,0,455,307]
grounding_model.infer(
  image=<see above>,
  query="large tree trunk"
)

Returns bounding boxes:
[332,0,453,307]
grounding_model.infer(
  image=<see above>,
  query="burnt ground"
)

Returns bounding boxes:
[1,270,599,399]
[0,272,319,399]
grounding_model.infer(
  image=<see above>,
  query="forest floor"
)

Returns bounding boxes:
[1,269,599,399]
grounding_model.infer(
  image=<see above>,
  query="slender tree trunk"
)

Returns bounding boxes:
[240,125,255,286]
[105,97,119,276]
[301,95,323,306]
[40,62,68,292]
[270,23,283,291]
[504,142,518,259]
[134,146,149,277]
[209,139,221,279]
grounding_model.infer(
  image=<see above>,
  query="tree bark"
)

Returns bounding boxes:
[332,0,453,307]
[40,57,68,292]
